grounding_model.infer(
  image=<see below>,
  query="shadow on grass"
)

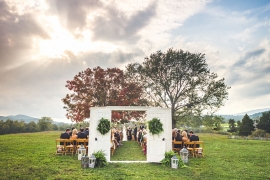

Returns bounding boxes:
[110,140,146,161]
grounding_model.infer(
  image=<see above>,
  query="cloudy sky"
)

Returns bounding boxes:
[0,0,270,122]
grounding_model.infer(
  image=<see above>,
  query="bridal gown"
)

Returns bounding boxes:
[122,126,127,141]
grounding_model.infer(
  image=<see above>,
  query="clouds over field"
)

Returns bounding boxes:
[0,0,269,121]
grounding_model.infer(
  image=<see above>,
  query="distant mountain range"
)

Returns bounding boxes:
[218,108,270,122]
[0,114,65,124]
[232,108,270,116]
[1,107,270,124]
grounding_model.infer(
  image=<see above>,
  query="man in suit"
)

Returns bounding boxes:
[127,127,132,140]
[78,128,87,139]
[139,124,144,130]
[84,127,89,136]
[77,128,88,145]
[60,128,70,145]
[189,131,199,147]
[133,125,137,141]
[60,128,70,139]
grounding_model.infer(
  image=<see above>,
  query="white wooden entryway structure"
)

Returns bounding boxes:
[88,106,172,163]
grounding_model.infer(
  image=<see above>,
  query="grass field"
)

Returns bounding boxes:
[0,131,269,180]
[110,141,146,161]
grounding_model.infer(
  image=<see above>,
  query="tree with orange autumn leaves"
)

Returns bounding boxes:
[62,66,148,122]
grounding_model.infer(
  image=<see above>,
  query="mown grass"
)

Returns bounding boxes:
[0,131,269,180]
[110,140,146,161]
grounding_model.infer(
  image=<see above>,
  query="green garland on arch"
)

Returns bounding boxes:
[148,117,164,135]
[97,118,111,135]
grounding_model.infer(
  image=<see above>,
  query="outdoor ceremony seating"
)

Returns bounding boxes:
[56,139,90,155]
[55,139,66,155]
[183,141,195,157]
[76,139,88,154]
[194,141,204,157]
[65,139,75,155]
[172,140,183,154]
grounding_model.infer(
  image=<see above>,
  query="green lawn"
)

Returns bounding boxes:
[111,140,146,161]
[0,131,269,180]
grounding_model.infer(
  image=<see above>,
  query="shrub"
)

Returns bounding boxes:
[160,150,186,168]
[249,129,267,138]
[93,150,108,168]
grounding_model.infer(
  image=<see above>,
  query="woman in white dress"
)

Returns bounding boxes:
[122,123,127,141]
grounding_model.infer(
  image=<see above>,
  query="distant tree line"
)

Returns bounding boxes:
[0,117,89,135]
[175,110,270,137]
[227,111,270,137]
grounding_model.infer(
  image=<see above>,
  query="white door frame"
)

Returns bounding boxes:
[88,106,172,163]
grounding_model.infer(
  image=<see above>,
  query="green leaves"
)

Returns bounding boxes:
[97,118,110,135]
[93,150,108,168]
[160,150,186,168]
[125,48,230,127]
[148,118,163,135]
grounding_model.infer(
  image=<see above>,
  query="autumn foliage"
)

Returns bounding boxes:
[62,67,148,122]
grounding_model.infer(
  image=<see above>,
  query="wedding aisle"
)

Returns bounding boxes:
[110,140,146,161]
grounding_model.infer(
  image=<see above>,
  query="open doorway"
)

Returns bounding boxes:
[88,106,172,163]
[110,110,147,162]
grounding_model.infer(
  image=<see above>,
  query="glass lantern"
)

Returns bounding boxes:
[171,154,179,169]
[81,155,89,169]
[89,154,96,168]
[180,146,188,163]
[78,144,86,160]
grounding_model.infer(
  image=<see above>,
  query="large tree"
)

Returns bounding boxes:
[256,111,270,133]
[228,119,237,133]
[238,114,255,136]
[125,48,229,127]
[62,67,148,122]
[38,117,53,131]
[202,115,224,131]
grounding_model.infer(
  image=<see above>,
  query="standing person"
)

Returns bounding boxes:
[138,129,142,143]
[127,127,132,140]
[133,125,137,141]
[122,124,127,141]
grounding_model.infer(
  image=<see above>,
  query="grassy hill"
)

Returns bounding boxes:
[0,131,269,179]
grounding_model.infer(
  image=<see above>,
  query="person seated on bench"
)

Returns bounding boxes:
[174,130,183,149]
[77,128,87,146]
[182,131,189,143]
[60,128,70,145]
[189,130,199,147]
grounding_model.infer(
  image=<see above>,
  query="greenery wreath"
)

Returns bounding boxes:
[148,117,164,135]
[97,118,111,135]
